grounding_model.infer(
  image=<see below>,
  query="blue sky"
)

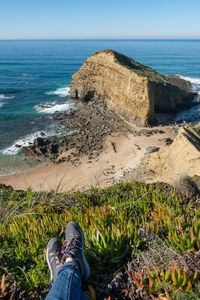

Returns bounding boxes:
[0,0,200,39]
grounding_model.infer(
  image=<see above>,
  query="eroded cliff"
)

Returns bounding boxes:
[70,49,195,126]
[143,126,200,184]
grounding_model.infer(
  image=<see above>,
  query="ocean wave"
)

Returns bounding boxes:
[177,75,200,86]
[1,131,44,155]
[0,94,15,100]
[46,87,70,97]
[1,125,72,155]
[0,94,15,109]
[175,104,200,122]
[35,101,73,114]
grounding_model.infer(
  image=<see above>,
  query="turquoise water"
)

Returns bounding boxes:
[0,40,200,174]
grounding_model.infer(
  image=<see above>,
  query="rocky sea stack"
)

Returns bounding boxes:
[70,49,196,126]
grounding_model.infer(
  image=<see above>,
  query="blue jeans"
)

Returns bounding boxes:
[46,262,90,300]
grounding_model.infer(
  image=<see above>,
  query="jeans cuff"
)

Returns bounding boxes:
[58,261,80,275]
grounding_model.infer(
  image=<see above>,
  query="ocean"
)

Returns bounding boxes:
[0,39,200,175]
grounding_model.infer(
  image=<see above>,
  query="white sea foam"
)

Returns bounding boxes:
[1,125,72,155]
[0,94,14,100]
[175,74,200,121]
[46,87,70,97]
[1,131,45,155]
[173,74,200,122]
[178,74,200,86]
[35,101,73,114]
[0,94,14,109]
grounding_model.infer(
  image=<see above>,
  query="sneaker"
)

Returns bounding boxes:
[46,237,63,285]
[61,222,90,280]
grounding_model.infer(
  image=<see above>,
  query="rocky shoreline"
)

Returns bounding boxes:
[20,50,198,168]
[21,98,178,167]
[3,50,199,192]
[20,95,197,169]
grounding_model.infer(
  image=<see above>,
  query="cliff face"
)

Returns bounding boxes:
[70,50,195,126]
[146,126,200,183]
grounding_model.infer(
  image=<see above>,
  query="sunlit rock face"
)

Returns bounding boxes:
[70,49,195,126]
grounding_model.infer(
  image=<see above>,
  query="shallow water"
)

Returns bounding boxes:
[0,39,200,174]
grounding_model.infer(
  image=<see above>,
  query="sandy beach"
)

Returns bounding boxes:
[0,125,175,192]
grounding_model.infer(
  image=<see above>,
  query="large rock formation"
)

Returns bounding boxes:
[144,126,200,183]
[70,50,196,126]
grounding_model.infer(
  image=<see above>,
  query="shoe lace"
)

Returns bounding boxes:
[54,242,63,268]
[56,251,63,263]
[62,237,82,257]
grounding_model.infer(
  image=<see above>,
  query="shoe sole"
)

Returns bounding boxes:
[46,237,58,282]
[80,226,90,280]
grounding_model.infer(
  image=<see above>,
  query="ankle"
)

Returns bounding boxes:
[65,257,81,272]
[65,257,74,263]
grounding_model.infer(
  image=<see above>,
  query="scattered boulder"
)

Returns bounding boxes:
[145,147,160,155]
[140,129,154,137]
[22,137,59,159]
[34,137,45,147]
[135,144,141,150]
[51,99,136,165]
[15,144,21,148]
[49,143,59,154]
[159,137,173,146]
[21,146,36,156]
[70,49,196,126]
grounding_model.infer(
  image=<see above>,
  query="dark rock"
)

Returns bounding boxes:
[15,144,21,148]
[166,75,193,93]
[111,142,117,153]
[145,147,160,155]
[140,129,153,137]
[50,143,59,154]
[34,137,45,147]
[21,146,35,156]
[135,144,141,150]
[157,130,165,134]
[159,137,173,146]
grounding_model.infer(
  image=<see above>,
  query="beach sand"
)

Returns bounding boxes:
[0,126,175,192]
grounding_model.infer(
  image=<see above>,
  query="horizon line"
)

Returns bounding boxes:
[0,38,200,41]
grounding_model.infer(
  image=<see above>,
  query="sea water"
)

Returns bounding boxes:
[0,39,200,174]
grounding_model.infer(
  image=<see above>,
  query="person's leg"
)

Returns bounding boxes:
[46,237,63,287]
[80,291,91,300]
[46,261,84,300]
[45,222,91,300]
[61,222,90,280]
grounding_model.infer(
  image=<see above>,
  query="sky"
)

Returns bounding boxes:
[0,0,200,39]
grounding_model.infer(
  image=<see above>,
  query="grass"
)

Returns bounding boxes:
[0,181,200,299]
[94,49,167,83]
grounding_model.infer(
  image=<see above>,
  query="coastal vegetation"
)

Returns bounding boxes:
[1,181,200,299]
[1,48,200,300]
